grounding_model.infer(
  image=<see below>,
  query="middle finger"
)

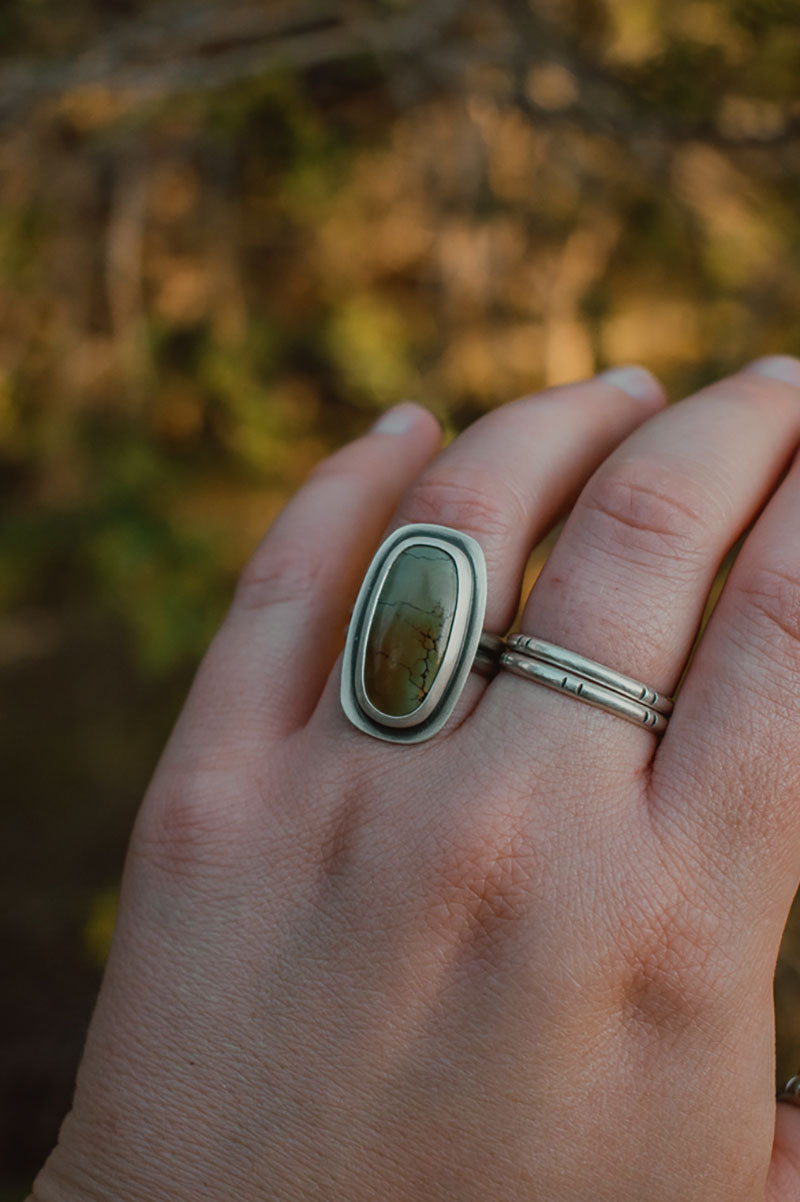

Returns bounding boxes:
[389,367,666,640]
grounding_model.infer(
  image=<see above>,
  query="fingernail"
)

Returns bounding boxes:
[744,355,800,386]
[371,402,424,435]
[597,365,665,405]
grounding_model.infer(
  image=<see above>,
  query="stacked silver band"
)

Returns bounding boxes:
[778,1075,800,1106]
[499,634,673,733]
[340,523,676,742]
[474,632,506,677]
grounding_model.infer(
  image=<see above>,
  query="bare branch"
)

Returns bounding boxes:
[0,0,468,129]
[1,0,798,153]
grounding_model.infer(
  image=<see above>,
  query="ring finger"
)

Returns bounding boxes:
[484,356,800,769]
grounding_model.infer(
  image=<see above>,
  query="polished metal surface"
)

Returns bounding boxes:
[473,632,505,677]
[499,645,670,733]
[778,1074,800,1106]
[507,634,673,716]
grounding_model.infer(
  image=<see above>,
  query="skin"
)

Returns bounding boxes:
[28,359,800,1201]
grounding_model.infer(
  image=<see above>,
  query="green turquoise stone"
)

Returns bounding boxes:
[364,545,459,717]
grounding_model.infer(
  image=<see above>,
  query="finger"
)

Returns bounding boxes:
[483,357,800,770]
[390,366,666,640]
[653,420,800,901]
[309,367,665,746]
[204,366,664,759]
[160,404,443,764]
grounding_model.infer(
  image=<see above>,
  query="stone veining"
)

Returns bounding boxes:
[363,546,458,717]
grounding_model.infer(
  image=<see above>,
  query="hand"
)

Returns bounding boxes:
[30,360,800,1201]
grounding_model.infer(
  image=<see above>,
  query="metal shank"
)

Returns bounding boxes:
[778,1075,800,1106]
[473,632,505,677]
[506,634,673,716]
[499,648,669,732]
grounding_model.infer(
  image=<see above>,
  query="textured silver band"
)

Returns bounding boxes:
[500,634,672,733]
[778,1074,800,1106]
[473,632,506,677]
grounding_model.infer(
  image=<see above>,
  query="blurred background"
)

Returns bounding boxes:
[4,0,800,1192]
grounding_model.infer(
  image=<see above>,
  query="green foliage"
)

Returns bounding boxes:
[83,887,119,968]
[325,295,413,404]
[731,0,800,34]
[627,39,732,122]
[82,478,228,675]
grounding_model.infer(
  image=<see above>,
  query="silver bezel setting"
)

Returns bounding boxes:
[340,524,488,744]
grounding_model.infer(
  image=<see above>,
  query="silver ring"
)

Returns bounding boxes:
[340,524,501,743]
[778,1075,800,1106]
[500,634,672,733]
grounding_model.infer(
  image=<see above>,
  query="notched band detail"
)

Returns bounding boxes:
[500,634,672,734]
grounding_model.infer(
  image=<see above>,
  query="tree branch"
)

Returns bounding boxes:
[0,0,468,129]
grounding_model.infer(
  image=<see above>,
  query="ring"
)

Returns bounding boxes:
[340,524,501,743]
[499,634,673,733]
[778,1075,800,1106]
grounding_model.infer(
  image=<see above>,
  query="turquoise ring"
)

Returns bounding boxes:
[340,524,497,744]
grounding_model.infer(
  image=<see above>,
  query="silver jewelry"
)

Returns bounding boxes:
[341,524,499,743]
[499,633,673,732]
[778,1075,800,1106]
[473,632,506,677]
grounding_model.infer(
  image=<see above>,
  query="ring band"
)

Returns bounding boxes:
[340,522,672,741]
[507,635,673,715]
[778,1075,800,1106]
[474,632,506,677]
[500,634,672,733]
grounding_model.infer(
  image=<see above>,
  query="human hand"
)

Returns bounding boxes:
[30,360,800,1200]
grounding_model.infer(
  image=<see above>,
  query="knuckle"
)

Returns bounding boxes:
[579,465,710,569]
[234,536,329,611]
[613,874,732,1040]
[399,465,521,546]
[735,562,800,662]
[299,784,365,887]
[423,810,535,960]
[136,774,257,882]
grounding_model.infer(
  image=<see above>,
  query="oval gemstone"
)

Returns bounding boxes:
[363,545,459,717]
